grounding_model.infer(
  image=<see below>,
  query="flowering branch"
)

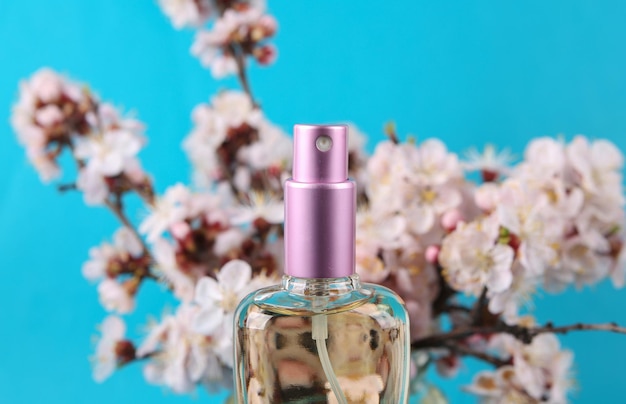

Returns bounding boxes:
[230,43,257,107]
[104,198,153,262]
[65,143,154,262]
[9,1,626,401]
[412,321,626,351]
[442,341,508,367]
[57,182,78,192]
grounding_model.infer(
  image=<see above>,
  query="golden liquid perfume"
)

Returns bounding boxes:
[234,124,410,403]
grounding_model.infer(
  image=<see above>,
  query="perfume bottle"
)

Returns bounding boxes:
[234,124,410,404]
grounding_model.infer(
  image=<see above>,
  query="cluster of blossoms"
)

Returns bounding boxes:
[357,138,468,339]
[142,182,283,303]
[466,328,573,403]
[92,259,275,391]
[10,1,626,403]
[11,68,92,182]
[11,68,154,206]
[183,90,292,195]
[356,134,624,402]
[83,227,150,313]
[439,136,625,324]
[159,0,277,78]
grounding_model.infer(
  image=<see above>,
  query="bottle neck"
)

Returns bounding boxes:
[281,274,362,297]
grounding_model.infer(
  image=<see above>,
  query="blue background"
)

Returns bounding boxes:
[1,0,625,402]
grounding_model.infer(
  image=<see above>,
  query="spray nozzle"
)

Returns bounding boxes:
[292,124,348,183]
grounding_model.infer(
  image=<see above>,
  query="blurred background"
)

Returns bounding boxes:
[1,0,626,402]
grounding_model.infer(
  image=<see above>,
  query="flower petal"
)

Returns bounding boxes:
[216,259,252,293]
[193,308,224,335]
[194,276,220,307]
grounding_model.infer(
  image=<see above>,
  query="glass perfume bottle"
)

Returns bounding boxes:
[234,124,410,404]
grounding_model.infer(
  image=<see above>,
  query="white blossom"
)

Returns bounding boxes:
[211,90,262,128]
[159,0,211,29]
[191,7,276,78]
[140,184,192,242]
[237,121,292,171]
[74,129,144,177]
[138,304,231,393]
[183,91,265,185]
[440,215,514,296]
[497,180,559,277]
[466,333,573,403]
[488,262,537,323]
[10,68,87,182]
[366,141,420,215]
[213,227,248,256]
[230,192,284,225]
[519,137,566,181]
[355,209,407,283]
[27,148,61,182]
[412,139,462,186]
[463,144,515,177]
[153,238,196,302]
[405,185,462,235]
[193,259,255,335]
[98,278,136,314]
[82,227,144,281]
[554,237,611,289]
[567,136,624,197]
[77,165,109,205]
[92,316,126,382]
[366,139,463,235]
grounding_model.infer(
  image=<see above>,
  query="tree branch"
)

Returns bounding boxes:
[440,304,471,314]
[66,134,154,264]
[57,182,77,192]
[230,43,257,107]
[105,197,152,262]
[412,321,626,350]
[442,341,508,367]
[530,321,626,341]
[470,287,488,326]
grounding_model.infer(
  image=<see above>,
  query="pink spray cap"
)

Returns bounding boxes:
[284,124,356,279]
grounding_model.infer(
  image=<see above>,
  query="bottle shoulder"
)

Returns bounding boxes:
[235,281,409,324]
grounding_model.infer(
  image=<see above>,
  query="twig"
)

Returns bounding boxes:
[470,287,489,326]
[442,341,508,367]
[217,156,246,204]
[432,265,458,316]
[57,182,77,192]
[530,322,626,341]
[384,121,399,144]
[230,43,257,107]
[66,136,154,259]
[105,197,152,261]
[412,321,626,350]
[441,304,471,314]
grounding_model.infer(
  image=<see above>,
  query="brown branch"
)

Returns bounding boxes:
[432,265,458,316]
[384,121,399,144]
[105,196,152,261]
[66,134,155,261]
[217,156,246,204]
[412,326,503,350]
[230,43,257,107]
[441,304,471,314]
[442,341,508,367]
[532,322,626,340]
[470,287,488,325]
[57,182,77,192]
[412,321,626,351]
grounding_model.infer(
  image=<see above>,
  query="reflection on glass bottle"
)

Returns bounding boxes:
[234,275,410,403]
